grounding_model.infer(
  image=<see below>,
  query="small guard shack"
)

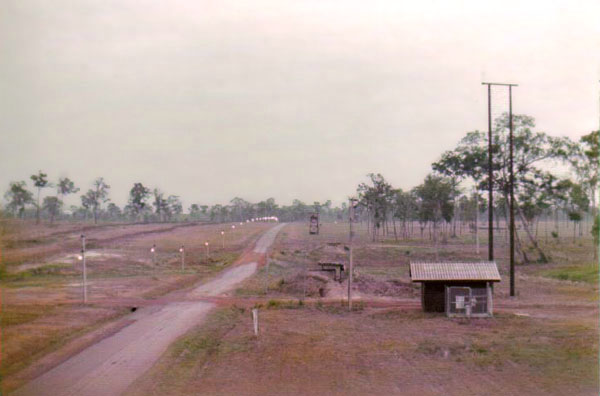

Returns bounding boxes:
[410,261,501,317]
[309,213,320,235]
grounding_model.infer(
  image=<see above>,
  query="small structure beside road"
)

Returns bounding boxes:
[410,261,501,317]
[317,261,345,281]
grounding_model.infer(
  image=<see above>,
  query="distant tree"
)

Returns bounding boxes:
[393,189,417,239]
[107,202,122,219]
[152,189,167,221]
[357,173,395,241]
[413,174,456,248]
[230,197,251,221]
[83,178,110,224]
[57,177,79,206]
[165,195,182,221]
[566,182,590,239]
[313,201,321,214]
[571,130,599,218]
[200,205,208,216]
[42,196,62,224]
[189,204,201,219]
[80,193,93,221]
[4,181,33,218]
[209,204,223,222]
[127,183,150,220]
[31,171,51,224]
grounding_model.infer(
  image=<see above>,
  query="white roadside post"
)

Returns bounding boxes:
[151,244,156,264]
[79,234,87,304]
[179,245,185,271]
[205,241,209,263]
[252,308,259,336]
[221,231,225,249]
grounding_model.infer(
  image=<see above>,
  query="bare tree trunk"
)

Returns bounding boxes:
[36,189,41,224]
[516,202,548,263]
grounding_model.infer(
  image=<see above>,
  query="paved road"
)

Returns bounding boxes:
[12,223,286,396]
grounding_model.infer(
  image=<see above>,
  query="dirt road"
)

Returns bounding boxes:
[11,223,286,396]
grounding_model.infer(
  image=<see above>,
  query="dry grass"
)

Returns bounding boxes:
[126,304,598,396]
[0,220,270,390]
[126,221,598,395]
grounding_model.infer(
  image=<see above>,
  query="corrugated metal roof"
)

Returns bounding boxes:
[410,261,501,282]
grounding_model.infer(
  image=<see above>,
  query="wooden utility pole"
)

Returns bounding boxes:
[482,82,494,262]
[482,81,518,297]
[348,198,357,311]
[508,85,516,297]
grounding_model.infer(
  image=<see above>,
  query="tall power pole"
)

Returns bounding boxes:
[508,85,516,297]
[483,83,494,262]
[482,81,518,297]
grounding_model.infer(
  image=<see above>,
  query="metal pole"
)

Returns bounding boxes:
[348,198,356,311]
[509,85,515,297]
[486,83,494,261]
[475,187,480,255]
[81,234,87,304]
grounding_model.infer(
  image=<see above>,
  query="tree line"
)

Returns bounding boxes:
[3,175,345,225]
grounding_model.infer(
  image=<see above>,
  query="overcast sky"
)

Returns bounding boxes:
[1,0,599,209]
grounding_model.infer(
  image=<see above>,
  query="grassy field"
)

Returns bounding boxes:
[126,220,599,396]
[0,219,270,391]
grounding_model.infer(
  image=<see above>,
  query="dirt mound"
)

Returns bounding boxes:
[278,273,329,297]
[353,275,418,298]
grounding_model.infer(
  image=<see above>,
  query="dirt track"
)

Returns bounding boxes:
[11,224,286,396]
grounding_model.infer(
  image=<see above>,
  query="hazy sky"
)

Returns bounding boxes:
[1,0,599,209]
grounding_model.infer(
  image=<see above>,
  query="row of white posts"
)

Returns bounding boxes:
[76,221,258,304]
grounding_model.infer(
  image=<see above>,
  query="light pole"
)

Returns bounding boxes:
[205,241,209,263]
[221,231,225,249]
[78,234,87,304]
[179,245,185,271]
[151,244,156,264]
[348,198,358,311]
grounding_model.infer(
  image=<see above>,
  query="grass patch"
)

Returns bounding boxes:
[541,264,598,284]
[0,305,53,328]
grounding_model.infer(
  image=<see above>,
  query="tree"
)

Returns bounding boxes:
[572,130,599,219]
[83,178,110,224]
[31,171,51,224]
[393,189,417,239]
[57,177,79,205]
[413,174,456,250]
[163,195,182,221]
[42,196,62,224]
[127,183,150,220]
[107,202,122,219]
[432,114,571,263]
[566,182,590,239]
[4,181,33,218]
[189,204,201,219]
[153,189,167,221]
[357,173,395,241]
